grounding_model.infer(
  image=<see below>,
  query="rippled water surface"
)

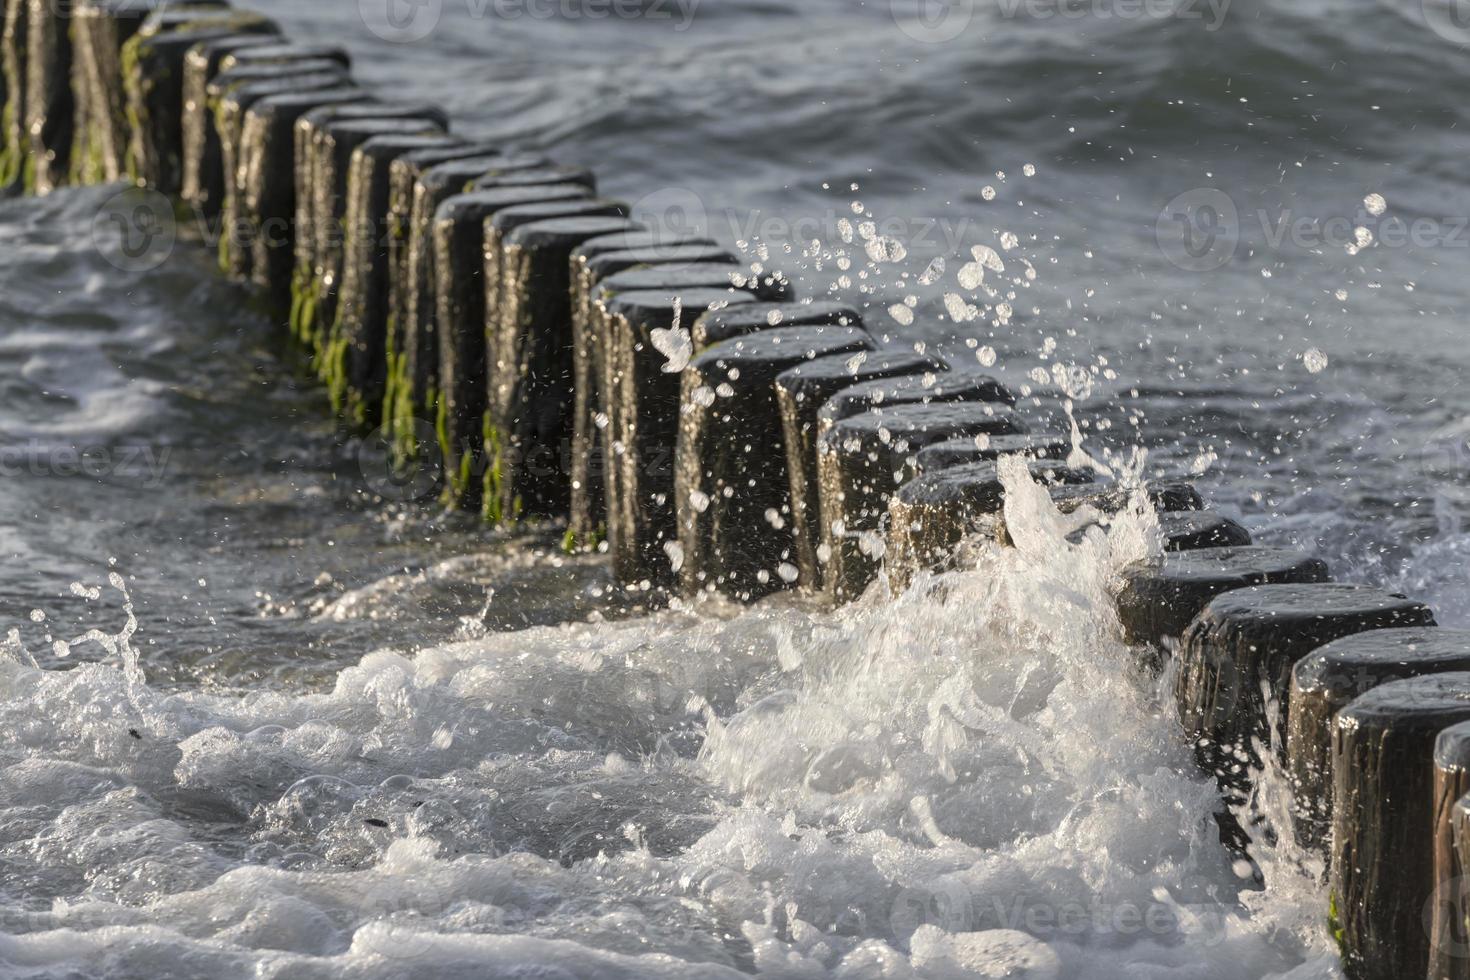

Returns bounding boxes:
[1,0,1467,975]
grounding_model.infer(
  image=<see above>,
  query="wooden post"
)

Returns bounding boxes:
[329,133,462,428]
[885,459,1100,587]
[485,214,640,526]
[565,233,735,551]
[1117,546,1330,649]
[692,299,864,350]
[1431,720,1470,980]
[1331,673,1470,980]
[776,347,959,593]
[676,326,876,600]
[599,288,760,589]
[1178,584,1437,851]
[815,401,1026,604]
[122,8,280,192]
[236,86,370,313]
[431,183,594,509]
[1287,628,1470,852]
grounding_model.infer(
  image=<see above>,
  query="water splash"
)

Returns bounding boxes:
[0,456,1343,977]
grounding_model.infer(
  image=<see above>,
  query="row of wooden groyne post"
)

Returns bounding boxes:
[5,1,1470,976]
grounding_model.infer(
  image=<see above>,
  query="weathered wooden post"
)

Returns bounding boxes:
[210,68,352,276]
[775,347,952,592]
[328,133,463,427]
[0,0,25,188]
[565,244,736,541]
[179,33,278,207]
[676,326,878,600]
[182,40,348,219]
[388,155,574,464]
[1116,546,1330,649]
[565,232,734,550]
[123,7,280,192]
[1287,628,1470,852]
[600,287,763,589]
[1431,720,1470,980]
[1177,584,1436,853]
[692,299,864,350]
[815,401,1026,603]
[307,113,448,367]
[381,141,505,447]
[23,0,82,192]
[473,194,630,519]
[910,433,1069,473]
[885,459,1100,587]
[289,102,446,351]
[236,85,371,309]
[484,213,641,526]
[1331,673,1470,980]
[432,183,595,509]
[71,1,168,184]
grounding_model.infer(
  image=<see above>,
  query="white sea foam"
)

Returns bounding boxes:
[0,461,1341,978]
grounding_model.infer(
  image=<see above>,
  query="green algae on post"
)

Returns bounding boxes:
[237,86,370,314]
[430,183,593,510]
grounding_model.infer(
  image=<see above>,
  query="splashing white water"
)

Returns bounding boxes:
[0,463,1339,978]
